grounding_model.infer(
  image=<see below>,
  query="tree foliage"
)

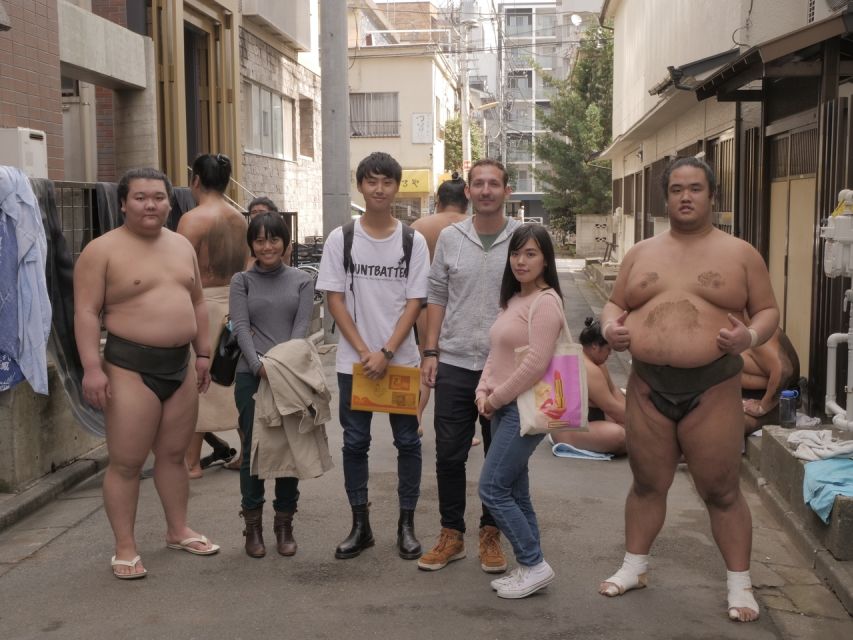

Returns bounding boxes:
[534,28,613,233]
[444,115,484,174]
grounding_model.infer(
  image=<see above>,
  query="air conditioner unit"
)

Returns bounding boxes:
[0,127,48,179]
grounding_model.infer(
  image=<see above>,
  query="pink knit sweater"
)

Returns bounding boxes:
[476,290,565,409]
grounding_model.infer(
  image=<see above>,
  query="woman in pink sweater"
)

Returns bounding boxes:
[475,224,565,599]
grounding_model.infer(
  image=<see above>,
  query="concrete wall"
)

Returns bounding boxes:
[239,28,323,239]
[575,213,609,258]
[0,366,103,492]
[0,0,65,179]
[113,38,159,175]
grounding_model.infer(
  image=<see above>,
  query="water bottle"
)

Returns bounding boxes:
[779,390,798,428]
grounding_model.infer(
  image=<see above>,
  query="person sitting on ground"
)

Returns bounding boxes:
[741,326,800,435]
[551,317,626,455]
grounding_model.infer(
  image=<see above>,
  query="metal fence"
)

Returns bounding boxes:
[53,181,97,264]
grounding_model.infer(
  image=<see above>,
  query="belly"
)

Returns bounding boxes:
[104,290,198,348]
[626,293,732,367]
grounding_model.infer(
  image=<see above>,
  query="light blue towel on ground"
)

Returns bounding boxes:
[802,458,853,523]
[551,442,613,461]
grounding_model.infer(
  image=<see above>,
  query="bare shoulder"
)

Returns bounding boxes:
[713,229,763,262]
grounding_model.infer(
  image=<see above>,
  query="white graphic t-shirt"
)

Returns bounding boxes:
[317,218,429,375]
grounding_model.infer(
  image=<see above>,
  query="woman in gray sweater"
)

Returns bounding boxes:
[229,212,315,558]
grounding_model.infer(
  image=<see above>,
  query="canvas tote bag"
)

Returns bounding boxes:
[515,289,588,436]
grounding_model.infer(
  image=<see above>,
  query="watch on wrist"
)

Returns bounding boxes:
[381,347,394,360]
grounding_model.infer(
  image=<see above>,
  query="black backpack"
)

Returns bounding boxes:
[340,219,415,323]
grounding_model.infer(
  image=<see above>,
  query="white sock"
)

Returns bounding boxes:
[600,552,649,596]
[727,570,759,621]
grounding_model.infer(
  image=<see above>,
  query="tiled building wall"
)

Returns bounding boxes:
[0,0,64,179]
[239,30,323,239]
[91,0,127,181]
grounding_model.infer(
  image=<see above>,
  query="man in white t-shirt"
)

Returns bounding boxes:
[317,152,430,561]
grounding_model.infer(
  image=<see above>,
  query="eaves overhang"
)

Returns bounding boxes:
[696,5,853,101]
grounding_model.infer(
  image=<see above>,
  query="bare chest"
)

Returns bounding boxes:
[105,247,196,305]
[624,253,747,312]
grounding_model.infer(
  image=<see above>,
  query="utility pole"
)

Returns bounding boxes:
[492,0,505,163]
[321,0,350,342]
[460,20,473,174]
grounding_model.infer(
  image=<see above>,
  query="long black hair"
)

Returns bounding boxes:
[499,223,562,309]
[579,317,608,347]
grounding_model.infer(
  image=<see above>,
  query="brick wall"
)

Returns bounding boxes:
[0,0,64,179]
[240,30,323,239]
[92,0,128,181]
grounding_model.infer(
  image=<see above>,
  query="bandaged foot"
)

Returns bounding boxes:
[599,552,649,596]
[727,570,759,622]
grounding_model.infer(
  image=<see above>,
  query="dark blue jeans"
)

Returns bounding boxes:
[337,373,421,510]
[235,373,299,512]
[479,402,545,567]
[434,362,496,532]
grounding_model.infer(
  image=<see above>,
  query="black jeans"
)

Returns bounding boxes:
[235,373,299,512]
[434,362,495,533]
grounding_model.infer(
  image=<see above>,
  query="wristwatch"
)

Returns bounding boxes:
[381,347,394,360]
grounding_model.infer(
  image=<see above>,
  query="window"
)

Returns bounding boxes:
[350,92,400,137]
[299,97,315,158]
[244,81,296,160]
[506,9,532,37]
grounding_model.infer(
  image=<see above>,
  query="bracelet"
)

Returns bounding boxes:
[747,328,758,348]
[423,349,439,358]
[196,354,210,359]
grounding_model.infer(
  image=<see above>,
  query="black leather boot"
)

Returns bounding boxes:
[240,507,265,558]
[273,510,297,556]
[335,504,375,559]
[397,509,421,560]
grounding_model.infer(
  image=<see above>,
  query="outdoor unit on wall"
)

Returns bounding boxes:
[0,128,48,179]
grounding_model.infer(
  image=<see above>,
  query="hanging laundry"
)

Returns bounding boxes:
[0,212,24,391]
[0,166,51,395]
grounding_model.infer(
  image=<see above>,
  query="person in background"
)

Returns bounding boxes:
[178,154,248,479]
[476,223,565,598]
[410,173,469,435]
[551,317,626,455]
[741,326,800,435]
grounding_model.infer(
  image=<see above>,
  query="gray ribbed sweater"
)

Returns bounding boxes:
[229,263,315,375]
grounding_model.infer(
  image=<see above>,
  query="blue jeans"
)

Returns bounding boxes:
[479,402,545,567]
[235,373,299,512]
[337,373,421,510]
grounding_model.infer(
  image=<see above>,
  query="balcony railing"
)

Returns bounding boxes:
[350,120,401,138]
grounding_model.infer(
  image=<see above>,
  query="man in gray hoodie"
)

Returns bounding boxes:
[418,159,521,573]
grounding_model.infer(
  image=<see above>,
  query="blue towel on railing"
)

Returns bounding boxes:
[803,457,853,523]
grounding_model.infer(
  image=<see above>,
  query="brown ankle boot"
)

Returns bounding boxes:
[273,510,297,556]
[240,507,265,558]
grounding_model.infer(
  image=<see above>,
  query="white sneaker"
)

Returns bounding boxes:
[496,560,555,599]
[491,567,519,591]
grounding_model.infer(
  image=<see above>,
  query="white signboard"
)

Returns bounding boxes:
[412,113,433,144]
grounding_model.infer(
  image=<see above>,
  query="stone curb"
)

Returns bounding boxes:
[741,455,853,614]
[0,444,109,533]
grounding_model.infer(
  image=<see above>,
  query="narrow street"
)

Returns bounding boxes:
[0,262,850,639]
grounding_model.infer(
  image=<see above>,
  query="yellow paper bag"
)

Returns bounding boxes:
[351,364,420,415]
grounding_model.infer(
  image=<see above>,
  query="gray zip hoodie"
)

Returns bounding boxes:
[427,216,521,371]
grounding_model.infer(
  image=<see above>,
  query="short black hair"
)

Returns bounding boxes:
[356,152,403,185]
[468,159,509,187]
[117,167,173,204]
[499,223,562,308]
[660,156,717,200]
[247,196,278,214]
[436,172,468,211]
[579,317,608,347]
[192,153,232,193]
[247,212,291,258]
